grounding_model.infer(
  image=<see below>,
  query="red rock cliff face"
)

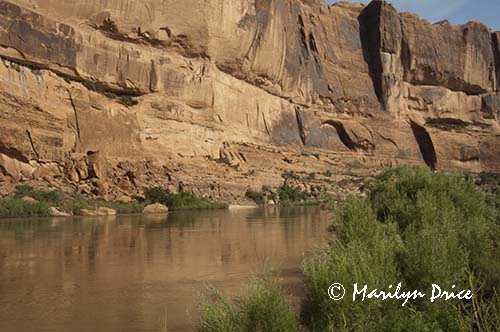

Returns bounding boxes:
[0,0,499,195]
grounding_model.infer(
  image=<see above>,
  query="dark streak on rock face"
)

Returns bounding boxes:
[493,32,500,91]
[358,0,401,108]
[0,145,30,163]
[410,121,437,170]
[481,94,500,120]
[270,112,303,147]
[359,1,385,106]
[295,107,307,146]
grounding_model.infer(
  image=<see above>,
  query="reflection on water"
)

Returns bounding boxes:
[0,206,331,332]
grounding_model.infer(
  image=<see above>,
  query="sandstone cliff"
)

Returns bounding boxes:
[0,0,499,201]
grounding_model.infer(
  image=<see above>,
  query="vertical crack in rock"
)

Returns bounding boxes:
[401,28,412,81]
[245,114,250,132]
[493,32,500,91]
[25,128,40,161]
[410,121,437,170]
[67,89,81,142]
[149,60,158,92]
[295,106,306,146]
[298,15,309,59]
[308,32,322,70]
[262,113,271,137]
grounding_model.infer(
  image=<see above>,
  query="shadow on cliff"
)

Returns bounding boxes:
[409,121,437,170]
[358,2,385,108]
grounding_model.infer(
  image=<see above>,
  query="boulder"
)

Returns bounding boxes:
[49,207,71,217]
[33,163,62,180]
[21,196,38,204]
[143,203,169,214]
[87,152,111,180]
[79,207,117,216]
[266,200,276,206]
[116,195,133,203]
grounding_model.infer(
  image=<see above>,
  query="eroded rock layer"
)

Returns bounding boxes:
[0,0,499,200]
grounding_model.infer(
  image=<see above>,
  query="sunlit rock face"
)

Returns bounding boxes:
[0,0,499,197]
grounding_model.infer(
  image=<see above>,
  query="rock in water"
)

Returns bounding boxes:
[79,207,117,217]
[49,207,71,217]
[143,203,169,214]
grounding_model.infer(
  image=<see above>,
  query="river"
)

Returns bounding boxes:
[0,206,331,332]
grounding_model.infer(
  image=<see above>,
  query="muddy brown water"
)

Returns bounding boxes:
[0,206,331,332]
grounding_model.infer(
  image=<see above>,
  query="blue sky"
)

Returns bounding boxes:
[329,0,500,31]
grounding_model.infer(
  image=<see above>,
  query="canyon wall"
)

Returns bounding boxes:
[0,0,499,200]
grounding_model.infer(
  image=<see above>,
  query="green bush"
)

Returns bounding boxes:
[198,278,300,332]
[302,166,500,332]
[368,166,500,291]
[302,198,411,331]
[116,95,139,107]
[15,185,61,204]
[9,186,144,217]
[144,187,228,210]
[67,199,144,215]
[278,185,308,205]
[81,79,138,107]
[0,198,51,218]
[282,171,299,180]
[167,192,228,210]
[144,187,170,204]
[245,190,265,205]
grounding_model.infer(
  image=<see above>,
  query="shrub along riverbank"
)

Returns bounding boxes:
[0,185,144,218]
[198,166,500,332]
[0,185,228,218]
[245,184,330,207]
[143,187,228,210]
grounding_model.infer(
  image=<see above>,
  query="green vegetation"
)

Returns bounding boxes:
[68,199,144,216]
[303,166,500,332]
[144,187,228,210]
[198,278,300,332]
[245,189,265,205]
[278,185,318,206]
[307,172,316,180]
[278,185,306,204]
[209,155,239,170]
[425,119,470,132]
[15,185,61,204]
[116,95,139,107]
[0,198,51,218]
[281,171,300,180]
[198,166,500,332]
[244,185,320,206]
[81,79,139,107]
[0,185,144,218]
